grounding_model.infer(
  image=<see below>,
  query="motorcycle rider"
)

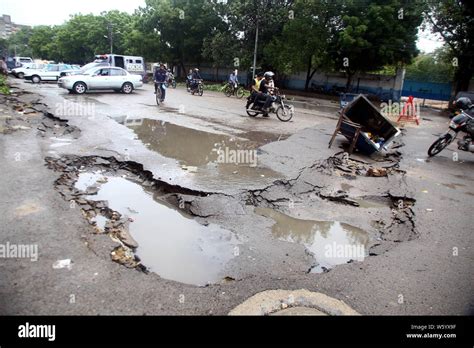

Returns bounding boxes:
[246,72,264,109]
[186,69,193,91]
[189,68,202,92]
[257,71,276,116]
[154,63,167,102]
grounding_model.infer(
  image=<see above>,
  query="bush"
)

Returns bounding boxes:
[0,76,10,95]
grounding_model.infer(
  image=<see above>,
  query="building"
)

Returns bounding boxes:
[0,14,28,39]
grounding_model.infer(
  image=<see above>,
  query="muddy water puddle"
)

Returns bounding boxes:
[255,207,370,272]
[112,117,282,181]
[75,172,240,286]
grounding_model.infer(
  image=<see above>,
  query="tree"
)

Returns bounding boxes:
[225,0,294,72]
[202,31,240,81]
[264,0,339,91]
[332,0,424,91]
[405,46,455,83]
[423,0,474,95]
[137,0,225,76]
[6,27,33,57]
[29,26,58,60]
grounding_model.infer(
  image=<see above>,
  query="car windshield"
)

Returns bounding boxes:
[82,67,100,75]
[80,62,107,73]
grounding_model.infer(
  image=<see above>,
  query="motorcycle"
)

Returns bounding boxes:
[164,71,177,89]
[428,110,474,157]
[245,88,294,122]
[188,79,204,96]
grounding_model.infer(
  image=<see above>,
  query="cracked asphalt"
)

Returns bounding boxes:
[0,78,473,315]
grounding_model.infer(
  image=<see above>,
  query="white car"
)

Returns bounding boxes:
[57,67,143,94]
[12,63,46,79]
[24,64,74,83]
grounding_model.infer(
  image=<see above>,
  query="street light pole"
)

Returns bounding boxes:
[252,21,259,79]
[107,23,114,54]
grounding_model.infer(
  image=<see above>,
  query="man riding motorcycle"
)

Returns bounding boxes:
[256,71,276,116]
[189,68,202,92]
[154,63,167,103]
[246,72,264,108]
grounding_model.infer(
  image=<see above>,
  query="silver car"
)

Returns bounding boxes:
[57,67,143,94]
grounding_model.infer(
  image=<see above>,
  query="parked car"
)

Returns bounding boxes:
[57,66,143,94]
[13,56,34,67]
[11,63,46,79]
[59,62,105,78]
[24,64,74,83]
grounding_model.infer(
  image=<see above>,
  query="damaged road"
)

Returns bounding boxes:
[0,79,473,315]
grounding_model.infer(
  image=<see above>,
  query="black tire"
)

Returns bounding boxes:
[276,105,294,122]
[17,72,24,79]
[246,107,259,117]
[122,82,133,94]
[68,89,74,94]
[31,75,41,84]
[198,84,203,96]
[428,134,453,157]
[224,86,232,97]
[155,89,162,106]
[73,82,87,94]
[172,80,177,89]
[236,87,245,99]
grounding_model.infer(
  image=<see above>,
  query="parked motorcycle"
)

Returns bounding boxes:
[245,88,294,122]
[428,110,474,156]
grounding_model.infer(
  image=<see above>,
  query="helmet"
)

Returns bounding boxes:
[194,68,199,71]
[454,97,472,111]
[264,71,275,78]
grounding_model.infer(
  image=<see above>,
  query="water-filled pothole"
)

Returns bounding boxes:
[112,117,282,182]
[76,172,240,286]
[255,207,370,272]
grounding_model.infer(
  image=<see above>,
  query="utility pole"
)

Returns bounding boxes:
[252,21,259,79]
[107,23,113,54]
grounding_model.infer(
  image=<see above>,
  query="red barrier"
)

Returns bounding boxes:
[397,95,420,125]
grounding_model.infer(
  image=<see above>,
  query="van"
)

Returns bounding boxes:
[13,56,34,68]
[94,54,147,82]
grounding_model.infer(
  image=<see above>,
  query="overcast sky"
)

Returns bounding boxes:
[3,0,444,53]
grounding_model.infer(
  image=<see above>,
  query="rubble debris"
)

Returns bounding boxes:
[52,259,73,270]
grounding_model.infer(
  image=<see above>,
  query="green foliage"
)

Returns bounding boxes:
[423,0,474,93]
[405,46,455,83]
[332,0,425,88]
[6,27,33,56]
[264,0,338,89]
[2,0,434,88]
[0,75,10,95]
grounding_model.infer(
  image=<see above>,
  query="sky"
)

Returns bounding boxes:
[2,0,444,53]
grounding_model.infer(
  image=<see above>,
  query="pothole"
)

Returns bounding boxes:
[77,172,241,286]
[46,155,242,286]
[112,117,282,182]
[255,207,370,273]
